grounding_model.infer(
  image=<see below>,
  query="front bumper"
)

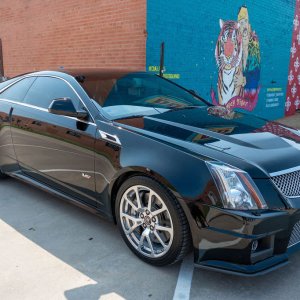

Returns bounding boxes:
[192,205,300,276]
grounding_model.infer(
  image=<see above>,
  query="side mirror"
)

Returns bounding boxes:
[48,98,88,120]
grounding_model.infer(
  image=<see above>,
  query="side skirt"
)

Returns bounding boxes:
[8,171,114,221]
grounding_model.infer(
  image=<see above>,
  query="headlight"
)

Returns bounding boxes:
[206,161,267,210]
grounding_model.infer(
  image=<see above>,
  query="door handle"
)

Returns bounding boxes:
[8,107,13,122]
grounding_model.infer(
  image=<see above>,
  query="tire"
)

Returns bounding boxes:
[115,176,191,266]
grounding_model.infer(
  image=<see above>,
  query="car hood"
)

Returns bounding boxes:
[114,106,300,177]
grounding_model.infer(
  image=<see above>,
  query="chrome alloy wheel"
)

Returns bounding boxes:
[119,185,174,258]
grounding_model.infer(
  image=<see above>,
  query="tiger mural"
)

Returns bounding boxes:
[215,19,243,105]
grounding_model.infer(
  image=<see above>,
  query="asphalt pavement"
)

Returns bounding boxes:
[2,178,300,300]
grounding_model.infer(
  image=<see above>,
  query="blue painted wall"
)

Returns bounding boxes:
[146,0,295,120]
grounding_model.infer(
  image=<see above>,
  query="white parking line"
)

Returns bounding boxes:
[173,253,194,300]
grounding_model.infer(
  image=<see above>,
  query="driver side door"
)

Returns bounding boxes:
[10,76,98,206]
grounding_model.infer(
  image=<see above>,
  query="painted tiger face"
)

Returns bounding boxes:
[216,19,242,71]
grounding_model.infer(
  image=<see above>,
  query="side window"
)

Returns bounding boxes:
[0,77,36,102]
[23,77,80,109]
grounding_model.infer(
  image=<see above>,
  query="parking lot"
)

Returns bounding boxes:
[1,178,300,300]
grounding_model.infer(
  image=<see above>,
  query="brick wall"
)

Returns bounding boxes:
[0,0,146,77]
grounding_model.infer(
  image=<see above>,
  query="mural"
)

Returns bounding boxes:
[211,6,261,111]
[285,0,300,116]
[147,0,296,120]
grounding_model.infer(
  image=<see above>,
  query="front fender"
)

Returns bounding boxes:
[108,129,215,245]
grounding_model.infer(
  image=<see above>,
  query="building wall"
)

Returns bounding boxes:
[147,0,297,120]
[0,0,146,77]
[0,0,298,120]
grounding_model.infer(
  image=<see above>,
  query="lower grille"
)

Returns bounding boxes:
[288,221,300,248]
[271,170,300,198]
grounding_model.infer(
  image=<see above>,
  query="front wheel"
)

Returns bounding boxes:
[115,176,191,266]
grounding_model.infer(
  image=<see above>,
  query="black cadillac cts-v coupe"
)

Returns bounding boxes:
[1,69,300,275]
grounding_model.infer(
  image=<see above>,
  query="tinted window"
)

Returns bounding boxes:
[23,77,80,109]
[0,77,36,102]
[0,76,21,90]
[79,72,206,119]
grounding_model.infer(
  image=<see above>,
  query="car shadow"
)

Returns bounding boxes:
[0,178,179,300]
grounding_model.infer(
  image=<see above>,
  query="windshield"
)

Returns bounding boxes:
[78,72,207,119]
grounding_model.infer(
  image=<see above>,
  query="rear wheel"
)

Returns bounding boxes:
[115,176,191,266]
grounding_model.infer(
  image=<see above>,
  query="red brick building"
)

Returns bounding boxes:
[0,0,146,76]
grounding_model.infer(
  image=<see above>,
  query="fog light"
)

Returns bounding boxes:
[251,240,258,252]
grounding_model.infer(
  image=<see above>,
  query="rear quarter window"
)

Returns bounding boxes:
[0,77,36,102]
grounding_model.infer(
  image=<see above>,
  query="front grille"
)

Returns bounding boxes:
[271,170,300,198]
[288,221,300,247]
